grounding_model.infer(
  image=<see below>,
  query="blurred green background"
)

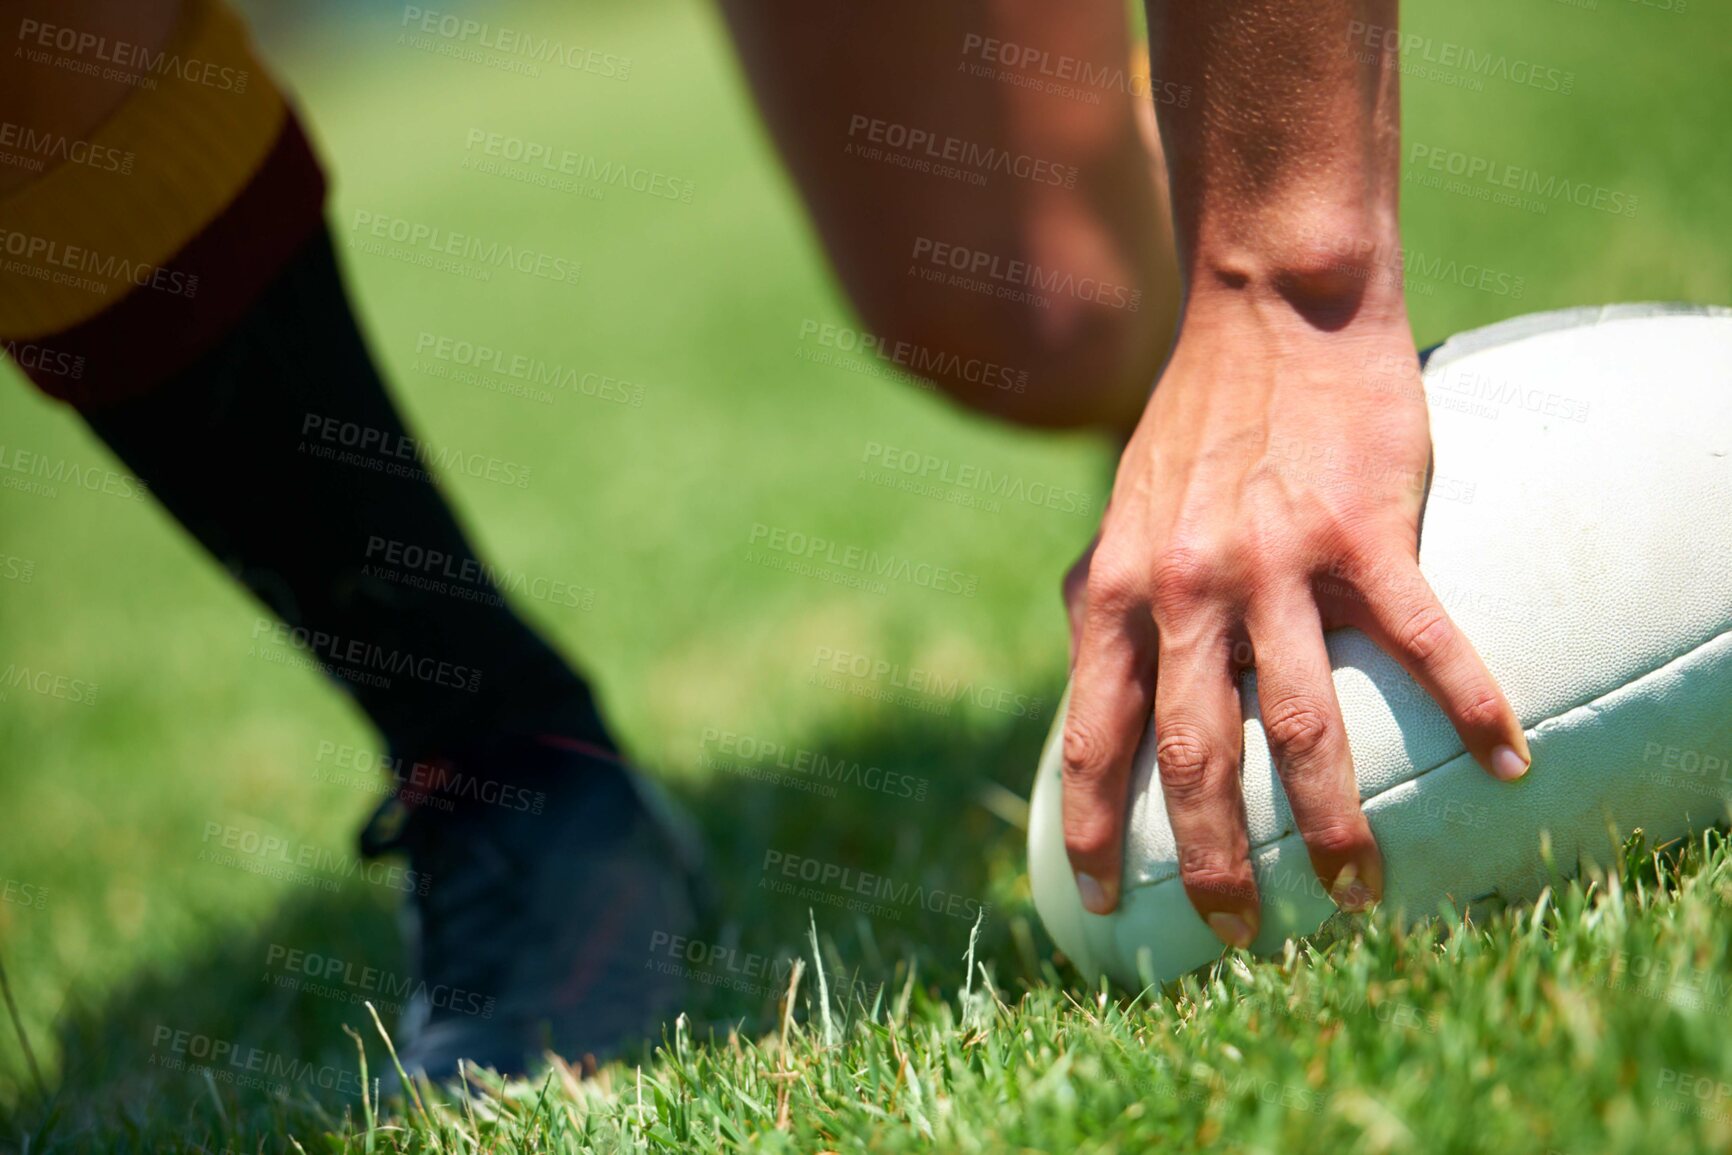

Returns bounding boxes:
[1,0,1728,1137]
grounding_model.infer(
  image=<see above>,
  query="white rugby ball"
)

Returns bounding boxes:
[1028,303,1732,987]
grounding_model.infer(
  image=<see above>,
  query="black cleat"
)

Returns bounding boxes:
[358,735,705,1084]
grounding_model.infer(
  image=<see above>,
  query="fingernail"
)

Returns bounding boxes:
[1075,872,1115,915]
[1206,911,1255,949]
[1490,744,1530,782]
[1330,864,1379,912]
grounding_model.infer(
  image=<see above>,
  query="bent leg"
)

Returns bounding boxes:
[0,0,704,1080]
[0,0,613,763]
[719,0,1178,435]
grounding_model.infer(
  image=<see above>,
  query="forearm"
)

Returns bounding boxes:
[1061,2,1530,933]
[1145,0,1404,324]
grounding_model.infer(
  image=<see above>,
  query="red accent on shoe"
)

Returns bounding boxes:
[536,734,625,766]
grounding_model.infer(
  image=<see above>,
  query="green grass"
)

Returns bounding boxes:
[2,0,1730,1150]
[14,830,1732,1152]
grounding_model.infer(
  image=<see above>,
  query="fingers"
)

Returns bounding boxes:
[1247,594,1382,912]
[1153,625,1257,948]
[1348,557,1532,781]
[1060,563,1157,915]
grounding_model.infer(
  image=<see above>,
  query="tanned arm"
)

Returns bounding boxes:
[1059,0,1532,944]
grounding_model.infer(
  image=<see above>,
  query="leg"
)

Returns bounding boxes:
[719,0,1179,435]
[3,0,607,761]
[0,0,698,1077]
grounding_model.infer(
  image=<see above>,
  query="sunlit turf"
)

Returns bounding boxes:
[1,0,1729,1150]
[13,831,1732,1152]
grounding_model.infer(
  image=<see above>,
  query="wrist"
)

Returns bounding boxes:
[1179,211,1409,334]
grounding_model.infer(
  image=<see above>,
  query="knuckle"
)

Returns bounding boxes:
[1155,727,1217,802]
[1301,815,1374,861]
[1151,544,1217,612]
[1394,603,1456,664]
[1453,687,1508,732]
[1061,812,1114,865]
[1083,552,1143,615]
[1062,714,1118,785]
[1262,696,1336,766]
[1178,846,1255,904]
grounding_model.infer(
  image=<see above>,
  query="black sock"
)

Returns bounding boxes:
[80,227,614,770]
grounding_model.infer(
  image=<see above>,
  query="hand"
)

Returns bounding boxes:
[1060,297,1532,946]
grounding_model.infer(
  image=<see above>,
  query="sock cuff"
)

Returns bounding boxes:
[1,0,328,406]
